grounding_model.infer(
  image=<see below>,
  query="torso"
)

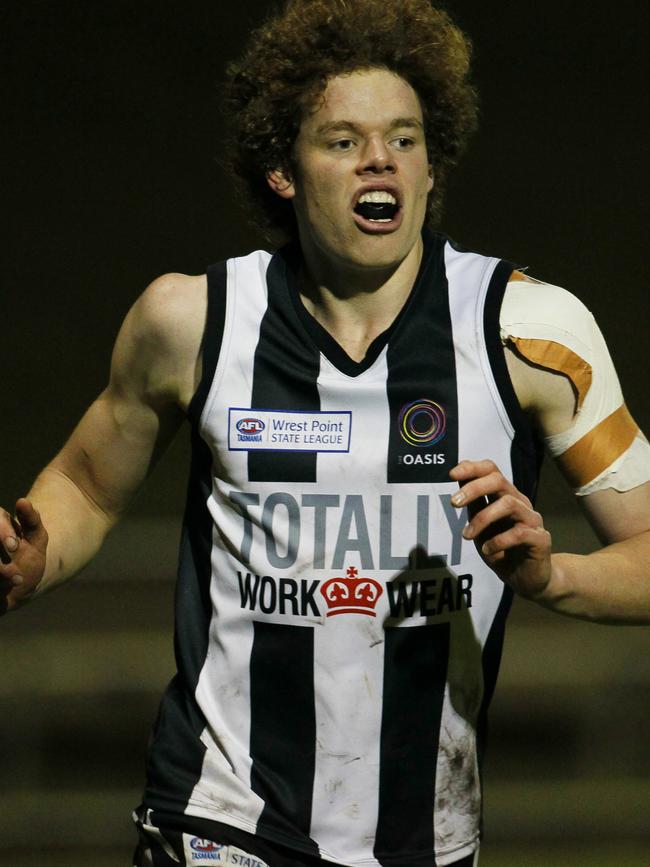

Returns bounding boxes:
[141,232,542,865]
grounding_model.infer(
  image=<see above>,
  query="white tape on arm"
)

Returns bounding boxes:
[501,278,650,495]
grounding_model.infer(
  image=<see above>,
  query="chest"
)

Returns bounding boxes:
[199,241,523,492]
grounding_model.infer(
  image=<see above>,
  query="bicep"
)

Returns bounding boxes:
[50,384,183,521]
[579,480,650,545]
[46,273,203,519]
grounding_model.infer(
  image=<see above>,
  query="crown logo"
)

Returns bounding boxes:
[320,566,384,617]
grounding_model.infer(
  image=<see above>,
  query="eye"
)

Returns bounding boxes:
[329,138,356,151]
[392,136,415,149]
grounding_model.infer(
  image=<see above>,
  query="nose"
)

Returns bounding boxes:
[357,135,395,174]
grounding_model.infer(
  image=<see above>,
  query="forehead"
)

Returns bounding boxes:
[302,68,424,133]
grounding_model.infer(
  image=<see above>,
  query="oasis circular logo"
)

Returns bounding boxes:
[398,399,446,447]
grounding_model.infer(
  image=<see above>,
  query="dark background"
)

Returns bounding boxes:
[1,2,649,863]
[4,0,649,512]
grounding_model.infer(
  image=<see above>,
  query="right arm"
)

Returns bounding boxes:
[0,271,207,612]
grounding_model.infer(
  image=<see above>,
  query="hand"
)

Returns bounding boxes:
[0,498,48,615]
[449,459,552,601]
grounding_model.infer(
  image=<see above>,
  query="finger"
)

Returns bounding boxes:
[450,460,521,503]
[0,540,11,566]
[0,563,32,616]
[0,583,25,616]
[1,532,26,565]
[454,479,490,520]
[14,499,43,538]
[481,525,551,560]
[449,459,500,481]
[0,572,24,593]
[451,472,525,511]
[0,509,19,564]
[463,496,543,541]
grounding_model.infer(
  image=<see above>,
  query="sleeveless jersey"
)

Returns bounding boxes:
[141,231,542,866]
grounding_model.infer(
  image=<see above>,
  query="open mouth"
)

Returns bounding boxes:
[353,190,400,223]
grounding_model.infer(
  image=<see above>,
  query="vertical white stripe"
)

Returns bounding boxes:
[309,352,390,864]
[432,242,513,855]
[444,241,513,643]
[310,616,384,864]
[189,251,273,830]
[315,350,391,490]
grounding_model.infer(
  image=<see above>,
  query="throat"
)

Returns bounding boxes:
[331,328,382,363]
[295,234,426,362]
[301,301,395,363]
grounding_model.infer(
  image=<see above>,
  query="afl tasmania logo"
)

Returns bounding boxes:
[236,418,265,434]
[398,399,446,447]
[190,837,224,852]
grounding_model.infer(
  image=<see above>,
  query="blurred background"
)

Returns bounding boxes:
[2,0,649,863]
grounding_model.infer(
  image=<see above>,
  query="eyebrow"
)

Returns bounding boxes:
[315,117,424,136]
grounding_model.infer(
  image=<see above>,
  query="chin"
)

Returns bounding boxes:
[300,217,422,277]
[344,231,417,271]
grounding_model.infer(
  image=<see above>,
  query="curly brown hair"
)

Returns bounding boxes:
[224,0,478,239]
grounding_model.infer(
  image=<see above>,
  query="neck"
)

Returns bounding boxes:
[298,237,424,362]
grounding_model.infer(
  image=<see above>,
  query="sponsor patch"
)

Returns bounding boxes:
[398,399,446,447]
[228,408,352,453]
[182,835,270,866]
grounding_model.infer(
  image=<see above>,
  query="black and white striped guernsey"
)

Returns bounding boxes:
[141,230,542,866]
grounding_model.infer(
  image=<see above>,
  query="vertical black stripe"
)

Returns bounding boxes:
[144,428,214,812]
[476,585,512,778]
[476,257,543,834]
[482,258,543,504]
[249,250,321,482]
[387,233,459,483]
[375,623,450,865]
[250,621,320,856]
[475,317,541,772]
[144,261,230,813]
[188,260,229,426]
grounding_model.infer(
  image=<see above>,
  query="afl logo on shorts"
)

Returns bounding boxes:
[398,399,446,447]
[190,837,224,852]
[236,418,265,434]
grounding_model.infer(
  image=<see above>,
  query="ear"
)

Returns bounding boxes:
[266,167,295,200]
[427,164,434,193]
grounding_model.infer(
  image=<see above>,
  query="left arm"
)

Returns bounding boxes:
[450,275,650,624]
[450,460,650,624]
[552,482,650,623]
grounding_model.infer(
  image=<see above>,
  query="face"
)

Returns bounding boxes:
[268,67,433,276]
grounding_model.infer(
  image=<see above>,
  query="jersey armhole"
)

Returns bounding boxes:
[187,260,228,428]
[482,259,544,498]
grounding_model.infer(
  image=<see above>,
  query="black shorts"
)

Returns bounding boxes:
[132,807,479,867]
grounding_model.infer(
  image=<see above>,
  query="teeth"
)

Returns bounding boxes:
[357,190,397,205]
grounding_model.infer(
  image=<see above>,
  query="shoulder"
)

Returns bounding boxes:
[110,272,208,410]
[131,272,208,348]
[500,273,603,436]
[500,272,596,356]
